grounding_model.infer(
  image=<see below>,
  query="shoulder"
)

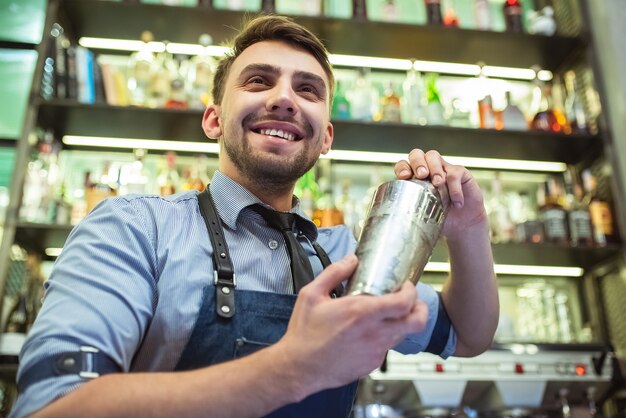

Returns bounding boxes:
[315,225,357,262]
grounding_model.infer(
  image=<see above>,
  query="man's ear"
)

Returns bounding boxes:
[320,121,334,155]
[202,104,222,139]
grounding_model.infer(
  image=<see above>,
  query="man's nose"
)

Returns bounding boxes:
[266,82,298,115]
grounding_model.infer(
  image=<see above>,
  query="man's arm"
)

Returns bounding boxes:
[394,148,499,357]
[29,255,429,418]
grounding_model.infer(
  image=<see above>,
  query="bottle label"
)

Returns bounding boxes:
[542,208,568,240]
[569,209,593,242]
[589,201,614,235]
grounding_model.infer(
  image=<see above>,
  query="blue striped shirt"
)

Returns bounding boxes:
[11,171,456,418]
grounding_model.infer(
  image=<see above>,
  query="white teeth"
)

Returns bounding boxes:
[258,128,297,141]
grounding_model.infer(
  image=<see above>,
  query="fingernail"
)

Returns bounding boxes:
[341,254,357,263]
[400,169,411,177]
[417,166,427,177]
[454,201,463,208]
[432,174,443,185]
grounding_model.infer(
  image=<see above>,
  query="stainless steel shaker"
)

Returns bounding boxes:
[345,179,450,296]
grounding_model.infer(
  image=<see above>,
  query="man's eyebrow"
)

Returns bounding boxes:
[238,63,280,77]
[294,70,327,92]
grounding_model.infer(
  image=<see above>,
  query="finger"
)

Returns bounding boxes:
[407,149,429,179]
[424,150,446,187]
[363,281,418,321]
[394,160,413,179]
[443,162,466,208]
[379,299,430,342]
[305,254,358,297]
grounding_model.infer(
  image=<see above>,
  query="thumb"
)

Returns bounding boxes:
[308,254,358,295]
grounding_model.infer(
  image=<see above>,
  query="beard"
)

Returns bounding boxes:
[221,112,321,192]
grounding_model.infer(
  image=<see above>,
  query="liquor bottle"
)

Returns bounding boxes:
[474,0,491,30]
[401,66,427,125]
[424,0,443,25]
[478,95,497,129]
[331,80,351,120]
[582,170,615,246]
[381,0,398,22]
[539,178,569,244]
[530,75,566,133]
[335,178,360,237]
[157,151,181,196]
[378,82,402,123]
[528,5,556,36]
[501,91,528,131]
[127,31,156,107]
[347,68,377,121]
[551,75,570,134]
[119,149,150,195]
[148,42,176,108]
[261,0,275,13]
[515,191,544,244]
[564,71,588,135]
[425,73,445,125]
[442,0,459,27]
[503,0,524,33]
[487,174,514,243]
[198,0,213,8]
[188,34,215,110]
[312,160,343,227]
[564,167,593,246]
[352,0,367,20]
[294,169,321,218]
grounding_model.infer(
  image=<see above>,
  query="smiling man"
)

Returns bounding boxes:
[11,15,498,418]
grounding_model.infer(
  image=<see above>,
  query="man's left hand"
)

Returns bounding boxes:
[394,148,488,239]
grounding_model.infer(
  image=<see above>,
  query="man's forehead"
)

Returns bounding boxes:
[229,40,329,84]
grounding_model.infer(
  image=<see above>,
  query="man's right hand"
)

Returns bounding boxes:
[276,254,429,400]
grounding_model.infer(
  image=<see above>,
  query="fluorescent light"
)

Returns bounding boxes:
[329,54,412,71]
[64,136,566,173]
[78,36,549,81]
[45,247,63,257]
[63,135,220,153]
[79,37,165,53]
[482,66,536,80]
[324,149,566,172]
[426,261,584,277]
[414,60,481,77]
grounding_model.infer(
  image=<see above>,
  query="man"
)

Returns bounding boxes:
[11,15,498,418]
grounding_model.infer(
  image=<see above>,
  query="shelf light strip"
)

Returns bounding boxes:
[43,246,584,277]
[62,135,567,172]
[426,262,584,277]
[78,37,553,81]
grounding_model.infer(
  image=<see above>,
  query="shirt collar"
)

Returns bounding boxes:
[209,171,318,241]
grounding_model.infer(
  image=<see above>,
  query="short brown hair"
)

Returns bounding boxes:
[212,15,334,106]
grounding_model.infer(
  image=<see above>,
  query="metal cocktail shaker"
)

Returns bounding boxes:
[345,179,450,296]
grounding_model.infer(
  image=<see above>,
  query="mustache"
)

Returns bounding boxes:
[242,113,314,138]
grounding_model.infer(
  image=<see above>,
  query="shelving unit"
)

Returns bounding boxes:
[37,99,603,162]
[1,0,624,378]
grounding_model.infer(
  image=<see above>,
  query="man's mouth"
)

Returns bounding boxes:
[253,128,301,142]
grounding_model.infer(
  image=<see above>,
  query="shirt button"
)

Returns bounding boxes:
[268,240,278,250]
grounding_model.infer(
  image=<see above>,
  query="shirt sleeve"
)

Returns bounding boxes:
[392,281,457,359]
[10,196,158,418]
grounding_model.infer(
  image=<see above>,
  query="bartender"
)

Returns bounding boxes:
[11,15,498,418]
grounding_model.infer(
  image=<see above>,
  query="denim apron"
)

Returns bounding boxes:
[174,189,358,418]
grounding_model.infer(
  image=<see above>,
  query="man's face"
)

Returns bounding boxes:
[204,40,333,191]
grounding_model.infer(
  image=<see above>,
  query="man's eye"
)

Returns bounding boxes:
[299,85,319,96]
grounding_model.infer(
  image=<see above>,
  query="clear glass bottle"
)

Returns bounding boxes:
[530,74,567,133]
[425,73,445,125]
[488,174,514,243]
[564,71,588,135]
[188,34,215,110]
[401,66,427,125]
[347,68,377,122]
[474,0,492,30]
[501,91,528,131]
[148,42,176,108]
[127,31,156,107]
[157,151,181,196]
[378,82,402,123]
